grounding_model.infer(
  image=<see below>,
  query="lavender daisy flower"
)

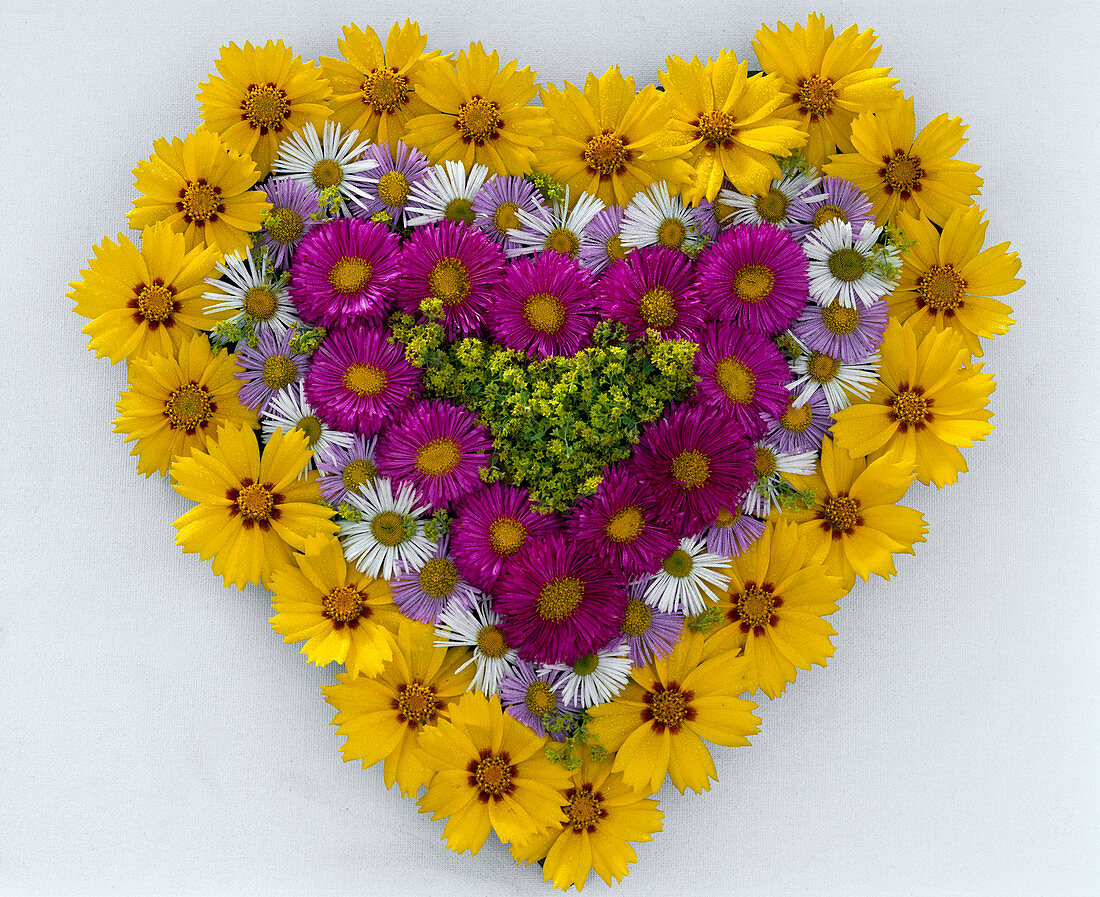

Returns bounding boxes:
[233,327,308,413]
[472,176,545,251]
[695,223,810,334]
[787,176,874,243]
[353,140,430,226]
[494,532,628,665]
[289,218,401,327]
[315,434,378,505]
[596,246,707,341]
[760,392,833,455]
[487,251,599,359]
[619,592,683,668]
[392,220,505,339]
[498,661,579,739]
[792,297,889,363]
[261,178,320,268]
[389,538,480,626]
[706,507,766,557]
[693,323,791,438]
[578,205,628,275]
[304,324,420,435]
[565,463,680,578]
[376,400,493,510]
[690,198,721,245]
[450,483,560,593]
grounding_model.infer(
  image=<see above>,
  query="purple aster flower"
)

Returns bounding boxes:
[389,537,480,625]
[304,324,420,435]
[565,464,680,578]
[787,176,874,243]
[392,220,505,339]
[375,400,493,510]
[706,507,766,557]
[233,327,308,413]
[450,483,560,593]
[289,218,401,327]
[690,199,721,245]
[693,323,791,438]
[487,251,599,359]
[494,532,628,665]
[261,178,320,268]
[352,140,430,226]
[472,176,545,251]
[791,297,888,363]
[315,434,378,505]
[695,223,810,334]
[596,246,707,341]
[498,661,580,739]
[631,402,755,537]
[578,205,628,275]
[619,592,683,667]
[760,392,833,454]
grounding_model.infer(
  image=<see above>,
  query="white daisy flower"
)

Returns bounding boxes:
[506,186,605,258]
[273,121,376,215]
[435,596,519,696]
[405,160,490,227]
[620,182,708,252]
[742,442,819,517]
[543,642,632,709]
[787,336,880,412]
[261,382,355,472]
[340,477,434,580]
[641,535,731,615]
[203,247,298,337]
[718,171,825,230]
[803,219,900,308]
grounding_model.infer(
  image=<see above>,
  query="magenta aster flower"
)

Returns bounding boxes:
[261,178,320,268]
[450,483,559,593]
[565,464,680,578]
[315,434,378,506]
[695,223,809,334]
[472,176,545,251]
[389,537,480,625]
[760,392,833,455]
[693,323,791,438]
[376,400,493,510]
[494,532,628,665]
[787,176,874,243]
[705,507,766,557]
[304,324,420,435]
[486,252,599,359]
[392,220,505,339]
[631,403,755,537]
[596,246,707,341]
[233,326,308,413]
[498,661,580,739]
[578,205,627,275]
[791,296,888,363]
[353,140,431,226]
[289,218,401,327]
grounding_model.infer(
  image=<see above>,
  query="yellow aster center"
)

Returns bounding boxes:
[584,132,628,177]
[733,264,775,303]
[376,170,410,207]
[780,402,813,433]
[546,227,580,257]
[566,786,604,832]
[295,414,323,448]
[415,437,461,477]
[821,494,861,535]
[712,198,736,224]
[492,201,521,235]
[813,204,847,227]
[428,257,471,306]
[637,286,678,328]
[883,151,923,196]
[621,598,652,637]
[755,188,790,223]
[891,388,931,427]
[361,67,410,113]
[536,576,584,622]
[164,383,212,432]
[266,207,303,244]
[605,506,646,544]
[821,301,860,335]
[328,256,372,294]
[243,286,278,320]
[656,217,687,249]
[311,158,344,190]
[370,510,407,547]
[471,753,513,798]
[715,357,756,404]
[649,688,689,727]
[917,263,967,312]
[797,74,837,117]
[342,363,387,397]
[523,292,566,334]
[136,283,175,323]
[715,506,738,528]
[807,351,841,383]
[476,624,509,659]
[606,234,628,261]
[488,517,527,556]
[524,681,557,716]
[696,109,738,147]
[241,83,289,132]
[828,247,867,282]
[396,681,437,727]
[341,458,376,492]
[662,548,694,579]
[671,449,710,488]
[180,181,220,223]
[418,557,459,598]
[737,584,776,629]
[235,482,275,521]
[443,198,475,226]
[456,96,501,143]
[572,653,599,676]
[261,354,297,389]
[754,447,778,478]
[323,585,366,623]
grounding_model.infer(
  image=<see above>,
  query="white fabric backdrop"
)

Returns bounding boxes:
[2,0,1097,893]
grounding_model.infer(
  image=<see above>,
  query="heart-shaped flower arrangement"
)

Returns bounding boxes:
[69,16,1024,891]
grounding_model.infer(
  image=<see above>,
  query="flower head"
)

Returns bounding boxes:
[596,246,706,341]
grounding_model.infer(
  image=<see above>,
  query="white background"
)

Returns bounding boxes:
[1,0,1097,894]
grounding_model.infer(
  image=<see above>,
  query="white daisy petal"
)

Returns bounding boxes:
[405,160,489,227]
[273,121,377,215]
[543,642,632,709]
[340,477,434,580]
[203,247,298,337]
[506,186,605,258]
[261,382,355,472]
[641,536,731,615]
[718,171,825,230]
[435,596,519,695]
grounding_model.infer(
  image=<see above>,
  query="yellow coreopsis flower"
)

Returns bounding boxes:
[269,534,402,677]
[891,206,1024,356]
[403,42,549,176]
[539,66,693,206]
[659,51,807,202]
[824,95,983,226]
[324,619,474,797]
[171,423,337,589]
[416,691,571,854]
[511,758,664,891]
[113,333,257,477]
[587,629,760,795]
[69,222,225,365]
[752,14,902,169]
[320,19,449,145]
[831,319,996,487]
[197,40,332,179]
[709,520,847,699]
[129,129,271,256]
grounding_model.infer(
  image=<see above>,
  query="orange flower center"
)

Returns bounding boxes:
[241,82,289,133]
[488,517,527,556]
[796,74,837,117]
[419,557,459,598]
[820,494,862,537]
[881,151,924,198]
[323,585,367,623]
[565,786,605,832]
[638,286,677,328]
[456,96,502,144]
[428,257,471,306]
[671,449,710,488]
[917,263,967,312]
[164,383,213,432]
[821,301,860,335]
[468,752,516,801]
[536,576,585,622]
[235,482,276,521]
[890,387,932,430]
[377,170,411,207]
[342,363,388,397]
[605,506,646,544]
[733,264,775,302]
[695,109,738,147]
[523,292,566,334]
[178,180,222,224]
[476,624,510,659]
[361,67,410,113]
[395,681,438,727]
[584,131,629,177]
[415,437,461,477]
[136,282,176,323]
[715,357,756,404]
